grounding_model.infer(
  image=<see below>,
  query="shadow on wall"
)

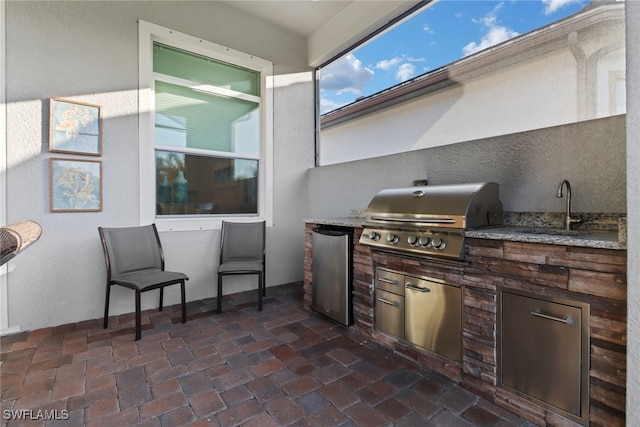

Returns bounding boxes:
[320,80,465,165]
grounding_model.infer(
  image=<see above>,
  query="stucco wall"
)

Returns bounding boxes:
[4,1,315,331]
[320,49,577,165]
[309,115,626,217]
[625,0,639,423]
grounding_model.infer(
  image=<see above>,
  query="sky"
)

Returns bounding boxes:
[319,0,594,115]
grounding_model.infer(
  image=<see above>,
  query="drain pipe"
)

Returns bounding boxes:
[567,31,587,122]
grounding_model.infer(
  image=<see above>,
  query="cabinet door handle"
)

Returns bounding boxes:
[379,278,400,285]
[405,283,431,293]
[377,297,399,307]
[531,309,573,325]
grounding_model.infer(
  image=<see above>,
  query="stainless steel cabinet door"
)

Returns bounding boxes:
[405,278,462,363]
[375,289,404,339]
[499,290,588,422]
[376,268,405,295]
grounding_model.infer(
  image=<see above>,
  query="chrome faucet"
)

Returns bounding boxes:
[556,179,582,230]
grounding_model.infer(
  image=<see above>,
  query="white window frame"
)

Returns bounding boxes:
[138,20,273,231]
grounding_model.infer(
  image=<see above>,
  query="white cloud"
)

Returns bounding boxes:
[319,97,346,115]
[463,2,519,56]
[376,55,425,82]
[423,24,435,34]
[320,53,374,95]
[376,57,403,71]
[542,0,583,15]
[396,63,416,82]
[463,25,519,56]
[472,1,503,26]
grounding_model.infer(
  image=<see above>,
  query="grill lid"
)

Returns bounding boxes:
[365,182,503,229]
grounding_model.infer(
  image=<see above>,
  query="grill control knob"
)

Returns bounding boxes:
[407,235,418,246]
[368,231,380,240]
[387,233,399,244]
[431,238,446,250]
[418,236,430,247]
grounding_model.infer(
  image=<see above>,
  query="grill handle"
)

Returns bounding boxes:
[370,216,456,224]
[378,277,401,286]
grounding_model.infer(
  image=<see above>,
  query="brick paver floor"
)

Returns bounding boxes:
[0,283,534,426]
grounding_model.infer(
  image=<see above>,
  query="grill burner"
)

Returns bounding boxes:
[359,182,502,259]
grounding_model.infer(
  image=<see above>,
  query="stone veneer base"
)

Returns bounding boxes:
[303,224,626,427]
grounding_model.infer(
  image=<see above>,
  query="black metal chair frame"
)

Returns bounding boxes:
[217,220,266,313]
[98,224,188,340]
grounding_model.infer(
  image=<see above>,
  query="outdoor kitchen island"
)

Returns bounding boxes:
[303,216,627,427]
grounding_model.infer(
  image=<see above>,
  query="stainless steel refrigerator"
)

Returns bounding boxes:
[311,227,352,326]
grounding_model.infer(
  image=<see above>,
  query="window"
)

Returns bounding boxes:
[316,0,625,165]
[139,21,273,231]
[318,0,595,116]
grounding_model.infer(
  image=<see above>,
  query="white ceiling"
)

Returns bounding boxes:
[218,0,422,66]
[218,0,354,37]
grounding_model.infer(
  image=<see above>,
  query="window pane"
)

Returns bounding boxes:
[155,151,258,216]
[319,1,603,115]
[154,42,260,96]
[155,81,260,156]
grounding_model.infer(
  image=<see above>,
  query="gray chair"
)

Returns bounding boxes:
[98,224,189,340]
[217,220,266,313]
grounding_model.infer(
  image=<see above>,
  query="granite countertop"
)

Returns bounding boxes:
[473,212,627,250]
[465,226,625,250]
[302,218,366,228]
[303,213,627,250]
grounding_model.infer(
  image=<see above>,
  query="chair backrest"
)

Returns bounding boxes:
[99,224,164,278]
[220,221,265,263]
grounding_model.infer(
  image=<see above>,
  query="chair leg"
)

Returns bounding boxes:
[180,281,187,323]
[135,290,142,341]
[263,269,266,296]
[103,284,111,329]
[159,287,164,312]
[258,272,263,311]
[217,273,223,314]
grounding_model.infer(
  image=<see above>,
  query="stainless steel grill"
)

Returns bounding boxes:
[359,182,502,259]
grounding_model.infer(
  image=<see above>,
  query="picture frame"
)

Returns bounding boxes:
[49,158,102,212]
[49,98,101,156]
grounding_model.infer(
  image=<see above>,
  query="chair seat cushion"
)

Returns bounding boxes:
[218,260,263,274]
[112,270,189,291]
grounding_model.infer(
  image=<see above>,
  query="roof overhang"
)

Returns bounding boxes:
[217,0,425,67]
[307,1,427,67]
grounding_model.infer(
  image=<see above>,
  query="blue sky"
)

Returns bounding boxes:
[319,0,593,115]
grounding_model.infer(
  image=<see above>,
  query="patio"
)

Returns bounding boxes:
[1,283,532,426]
